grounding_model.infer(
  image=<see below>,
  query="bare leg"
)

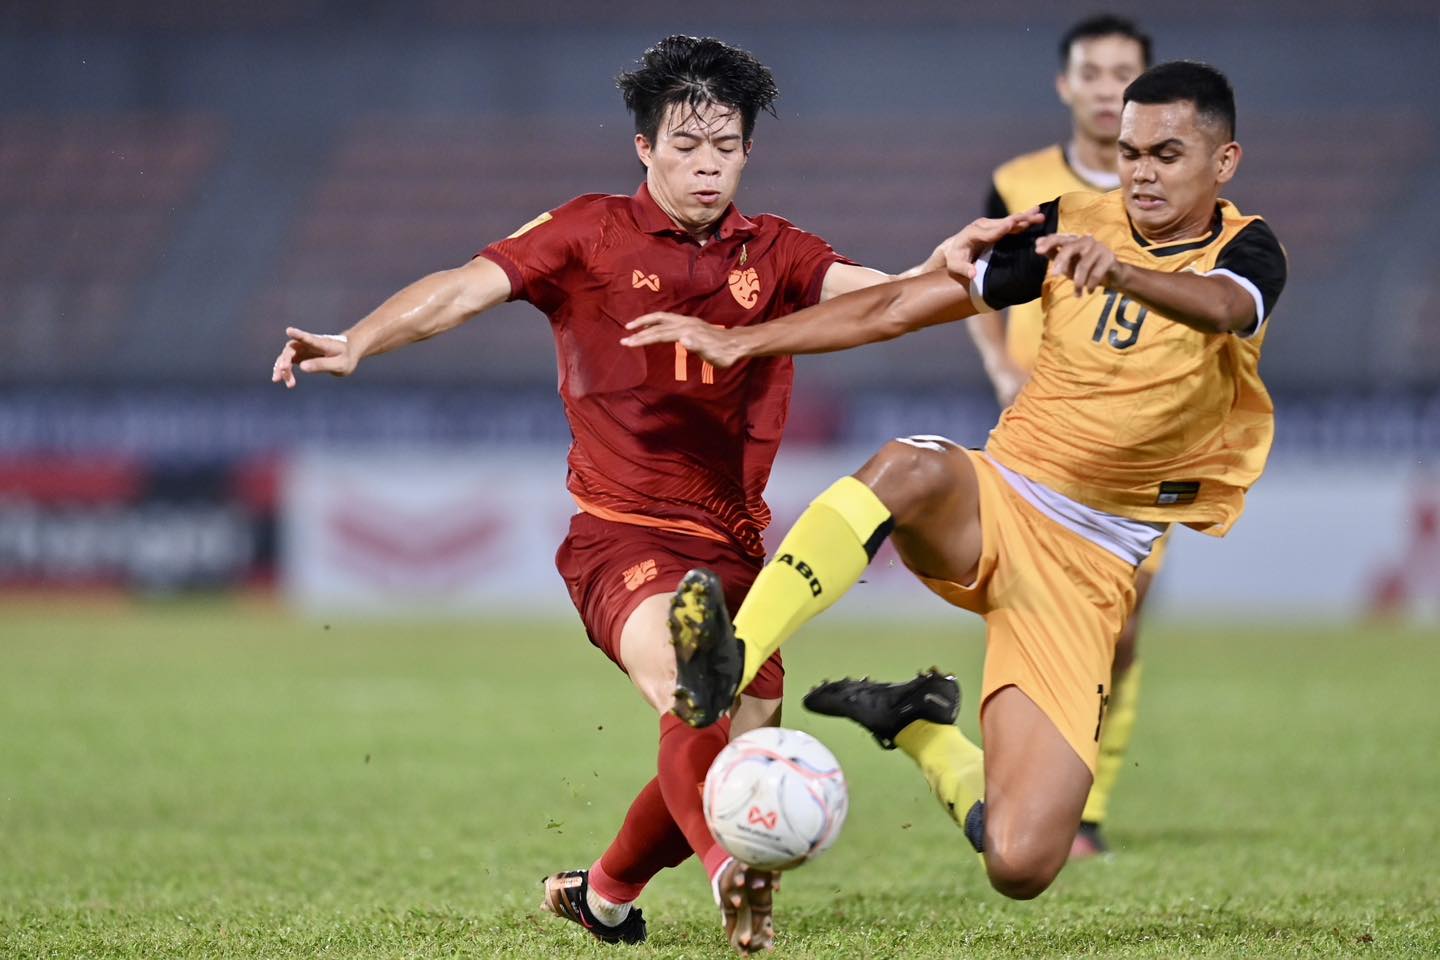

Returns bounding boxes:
[731,695,782,737]
[618,594,682,715]
[854,438,1092,898]
[852,438,984,585]
[981,686,1093,897]
[619,592,779,955]
[621,593,782,736]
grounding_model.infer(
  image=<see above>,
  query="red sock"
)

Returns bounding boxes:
[656,712,734,881]
[589,776,692,905]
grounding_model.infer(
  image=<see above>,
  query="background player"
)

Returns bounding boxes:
[269,35,986,956]
[625,60,1286,901]
[971,13,1155,859]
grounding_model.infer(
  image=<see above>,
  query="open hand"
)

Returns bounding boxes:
[620,313,747,368]
[270,327,358,388]
[931,207,1046,279]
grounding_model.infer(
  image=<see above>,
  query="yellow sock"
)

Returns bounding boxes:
[1082,660,1142,825]
[895,720,985,832]
[733,476,893,689]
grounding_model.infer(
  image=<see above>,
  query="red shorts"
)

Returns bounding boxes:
[555,511,784,700]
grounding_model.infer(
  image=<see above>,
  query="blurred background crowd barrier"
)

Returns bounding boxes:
[1,0,1436,618]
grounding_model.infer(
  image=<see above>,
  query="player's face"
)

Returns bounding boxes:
[636,101,749,236]
[1057,36,1147,144]
[1118,100,1240,240]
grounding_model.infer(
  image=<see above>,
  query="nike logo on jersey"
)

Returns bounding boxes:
[632,270,661,292]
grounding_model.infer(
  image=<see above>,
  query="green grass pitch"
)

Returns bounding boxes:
[2,603,1437,958]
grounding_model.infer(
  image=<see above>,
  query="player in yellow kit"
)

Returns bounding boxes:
[973,13,1156,859]
[624,61,1286,899]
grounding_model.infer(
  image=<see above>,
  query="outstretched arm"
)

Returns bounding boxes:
[623,269,977,367]
[270,255,512,387]
[817,225,1017,301]
[622,210,1043,367]
[817,202,1054,302]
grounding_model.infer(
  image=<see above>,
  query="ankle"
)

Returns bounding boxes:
[584,886,632,926]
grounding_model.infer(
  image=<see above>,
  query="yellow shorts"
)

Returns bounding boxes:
[916,451,1138,774]
[1137,525,1172,578]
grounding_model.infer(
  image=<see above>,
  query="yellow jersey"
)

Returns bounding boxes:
[974,190,1288,536]
[987,145,1117,371]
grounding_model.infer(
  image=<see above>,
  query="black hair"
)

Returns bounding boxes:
[616,35,779,145]
[1058,14,1152,69]
[1124,60,1237,140]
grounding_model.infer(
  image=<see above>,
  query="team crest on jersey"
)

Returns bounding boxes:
[728,267,760,309]
[632,269,661,292]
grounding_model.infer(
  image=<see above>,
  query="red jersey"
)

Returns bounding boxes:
[479,184,850,557]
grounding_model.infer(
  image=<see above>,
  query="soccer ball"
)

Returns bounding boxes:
[703,727,849,871]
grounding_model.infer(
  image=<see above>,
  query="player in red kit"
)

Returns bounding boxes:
[270,36,1031,955]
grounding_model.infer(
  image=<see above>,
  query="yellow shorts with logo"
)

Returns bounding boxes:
[916,450,1138,774]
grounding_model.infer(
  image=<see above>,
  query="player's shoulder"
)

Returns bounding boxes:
[547,192,631,221]
[742,210,804,234]
[499,193,623,241]
[506,193,645,250]
[1216,198,1275,238]
[1215,199,1287,264]
[1057,188,1121,212]
[1055,188,1125,228]
[993,144,1067,184]
[738,211,832,250]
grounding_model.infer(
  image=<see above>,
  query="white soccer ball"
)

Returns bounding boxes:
[703,727,849,871]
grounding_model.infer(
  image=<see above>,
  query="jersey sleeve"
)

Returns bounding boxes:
[1206,219,1287,337]
[776,222,856,309]
[984,179,1010,218]
[476,195,595,312]
[969,198,1059,310]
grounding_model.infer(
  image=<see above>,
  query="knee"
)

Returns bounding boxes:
[983,836,1065,900]
[626,642,678,716]
[617,595,680,715]
[863,438,956,517]
[637,674,677,716]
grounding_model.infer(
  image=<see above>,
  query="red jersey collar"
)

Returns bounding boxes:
[630,182,758,241]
